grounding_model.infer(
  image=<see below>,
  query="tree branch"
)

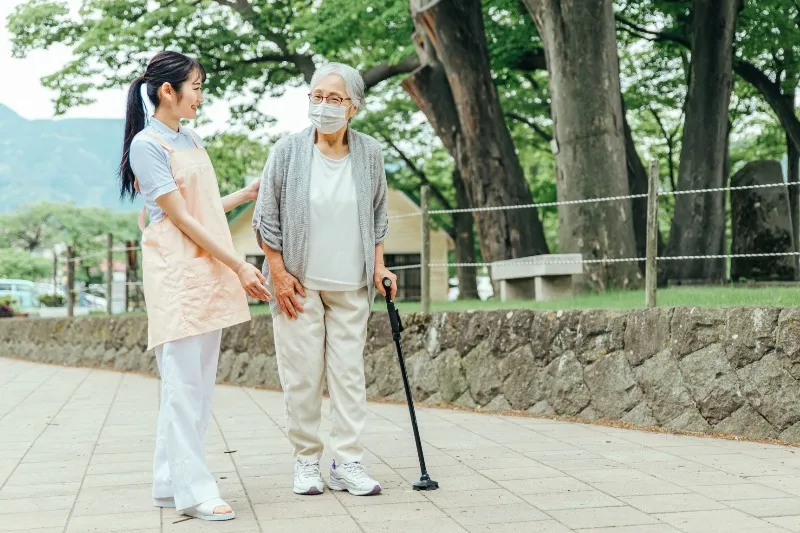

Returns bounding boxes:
[614,14,691,48]
[385,138,454,214]
[506,112,553,142]
[363,55,421,91]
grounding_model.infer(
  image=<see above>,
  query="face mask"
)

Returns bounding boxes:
[308,102,348,134]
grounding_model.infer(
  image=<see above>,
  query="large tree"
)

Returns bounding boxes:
[661,0,742,282]
[523,0,641,290]
[402,0,550,264]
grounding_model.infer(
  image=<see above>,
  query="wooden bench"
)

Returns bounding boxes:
[490,254,583,302]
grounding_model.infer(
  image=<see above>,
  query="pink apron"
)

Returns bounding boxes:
[137,131,250,351]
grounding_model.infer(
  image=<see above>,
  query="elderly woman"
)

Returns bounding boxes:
[252,63,396,496]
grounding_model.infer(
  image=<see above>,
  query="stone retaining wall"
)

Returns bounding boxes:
[2,307,800,442]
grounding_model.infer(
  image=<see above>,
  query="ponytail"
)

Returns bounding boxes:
[117,51,207,202]
[118,76,146,201]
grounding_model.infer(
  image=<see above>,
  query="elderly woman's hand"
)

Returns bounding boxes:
[272,267,306,319]
[374,264,397,301]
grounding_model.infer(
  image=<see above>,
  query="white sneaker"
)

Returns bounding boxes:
[328,461,382,496]
[294,460,324,495]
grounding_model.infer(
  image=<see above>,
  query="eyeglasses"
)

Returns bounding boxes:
[308,93,352,107]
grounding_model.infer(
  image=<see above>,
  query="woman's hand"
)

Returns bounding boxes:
[244,178,261,201]
[374,264,397,301]
[272,267,306,319]
[236,262,271,302]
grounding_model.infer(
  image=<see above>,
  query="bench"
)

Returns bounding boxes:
[490,254,583,302]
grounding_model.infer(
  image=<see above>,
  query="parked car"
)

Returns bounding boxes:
[447,276,494,301]
[0,279,42,317]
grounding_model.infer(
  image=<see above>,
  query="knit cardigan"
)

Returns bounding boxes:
[252,126,389,315]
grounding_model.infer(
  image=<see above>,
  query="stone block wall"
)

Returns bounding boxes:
[2,307,800,442]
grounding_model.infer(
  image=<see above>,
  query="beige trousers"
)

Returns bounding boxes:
[273,286,370,464]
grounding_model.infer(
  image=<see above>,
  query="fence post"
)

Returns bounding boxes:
[646,160,659,308]
[421,185,431,313]
[66,246,75,317]
[106,233,113,315]
[52,250,58,294]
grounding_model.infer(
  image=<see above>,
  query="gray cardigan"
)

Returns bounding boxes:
[252,126,389,314]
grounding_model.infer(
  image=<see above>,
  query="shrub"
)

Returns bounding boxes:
[38,294,65,307]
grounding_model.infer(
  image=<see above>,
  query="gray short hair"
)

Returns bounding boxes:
[310,63,365,107]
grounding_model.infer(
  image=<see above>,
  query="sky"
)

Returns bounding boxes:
[0,0,308,135]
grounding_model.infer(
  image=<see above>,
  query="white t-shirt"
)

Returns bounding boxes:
[304,146,367,291]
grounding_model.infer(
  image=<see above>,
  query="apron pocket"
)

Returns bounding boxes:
[182,256,221,324]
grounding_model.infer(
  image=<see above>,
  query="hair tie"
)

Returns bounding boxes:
[139,82,155,123]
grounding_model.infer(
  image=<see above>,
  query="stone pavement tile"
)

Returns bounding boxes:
[546,506,659,529]
[0,509,70,531]
[574,525,683,533]
[689,454,796,477]
[447,454,542,471]
[356,516,468,533]
[0,495,76,513]
[348,501,446,523]
[334,489,428,507]
[256,515,362,533]
[447,502,549,526]
[81,472,151,489]
[525,450,599,462]
[394,465,480,482]
[522,489,624,511]
[423,475,501,491]
[71,486,153,517]
[516,441,582,454]
[652,444,739,457]
[620,493,728,513]
[477,466,564,482]
[569,468,654,484]
[749,475,800,496]
[503,438,577,453]
[0,482,81,500]
[628,459,717,475]
[423,488,524,509]
[65,511,160,533]
[252,498,347,521]
[247,486,340,505]
[543,459,626,473]
[725,497,800,518]
[13,459,88,475]
[3,468,85,486]
[689,483,794,501]
[162,511,260,533]
[589,478,690,497]
[378,454,461,469]
[766,515,800,532]
[464,522,573,533]
[499,476,594,495]
[598,449,679,464]
[646,468,750,487]
[653,509,786,533]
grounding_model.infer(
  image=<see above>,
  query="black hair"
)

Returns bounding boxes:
[118,51,207,200]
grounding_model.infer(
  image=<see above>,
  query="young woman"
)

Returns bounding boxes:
[119,51,270,521]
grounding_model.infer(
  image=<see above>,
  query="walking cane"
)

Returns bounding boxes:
[382,277,439,491]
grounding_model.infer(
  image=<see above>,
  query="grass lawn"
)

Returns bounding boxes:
[241,285,800,316]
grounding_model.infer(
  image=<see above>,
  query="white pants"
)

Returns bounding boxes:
[273,286,370,465]
[152,329,222,511]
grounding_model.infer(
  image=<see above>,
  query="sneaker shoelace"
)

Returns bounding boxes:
[297,461,321,481]
[341,462,370,482]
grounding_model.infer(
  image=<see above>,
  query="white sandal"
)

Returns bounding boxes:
[153,497,175,508]
[182,497,236,521]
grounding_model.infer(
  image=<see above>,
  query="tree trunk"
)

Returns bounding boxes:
[524,0,641,290]
[404,0,549,265]
[787,92,800,279]
[663,0,739,283]
[452,168,479,300]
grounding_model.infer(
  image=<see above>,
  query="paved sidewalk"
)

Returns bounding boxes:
[3,359,800,533]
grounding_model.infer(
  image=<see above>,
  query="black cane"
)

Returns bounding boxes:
[382,277,439,491]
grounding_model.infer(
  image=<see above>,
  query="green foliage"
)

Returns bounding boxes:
[205,133,273,196]
[0,248,51,280]
[38,294,65,307]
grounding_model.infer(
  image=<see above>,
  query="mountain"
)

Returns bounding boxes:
[0,104,131,213]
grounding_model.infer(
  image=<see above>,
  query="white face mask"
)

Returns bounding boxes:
[308,102,348,134]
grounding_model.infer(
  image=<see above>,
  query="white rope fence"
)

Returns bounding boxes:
[387,180,800,220]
